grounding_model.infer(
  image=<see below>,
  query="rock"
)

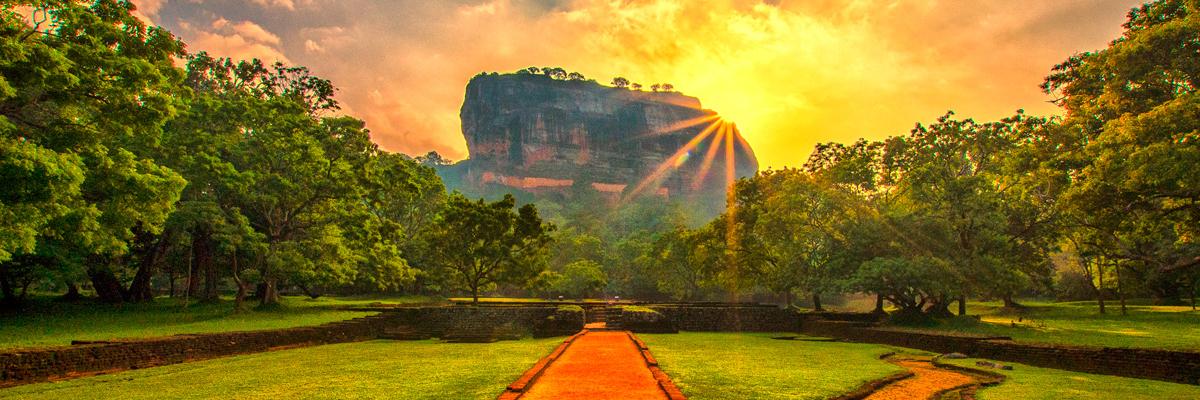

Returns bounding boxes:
[942,352,969,359]
[451,72,758,213]
[1000,365,1014,370]
[976,361,997,368]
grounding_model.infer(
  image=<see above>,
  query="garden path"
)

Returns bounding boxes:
[864,358,980,400]
[519,330,668,400]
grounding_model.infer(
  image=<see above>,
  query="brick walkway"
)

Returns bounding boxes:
[519,330,669,400]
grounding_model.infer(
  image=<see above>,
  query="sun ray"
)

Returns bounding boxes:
[691,121,727,191]
[623,118,723,201]
[724,121,737,187]
[639,114,720,138]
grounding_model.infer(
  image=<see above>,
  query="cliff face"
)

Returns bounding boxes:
[457,73,758,205]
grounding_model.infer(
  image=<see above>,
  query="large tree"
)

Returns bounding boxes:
[1,1,186,303]
[1045,0,1200,304]
[427,194,553,304]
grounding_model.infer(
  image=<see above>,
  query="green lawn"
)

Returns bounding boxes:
[0,295,433,350]
[942,357,1200,400]
[0,338,560,399]
[640,332,905,400]
[886,300,1200,350]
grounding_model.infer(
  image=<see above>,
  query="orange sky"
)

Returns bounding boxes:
[133,0,1143,169]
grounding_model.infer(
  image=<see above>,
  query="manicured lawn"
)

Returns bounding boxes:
[886,300,1200,350]
[942,357,1200,400]
[640,332,904,400]
[0,338,560,399]
[448,297,612,303]
[0,295,438,350]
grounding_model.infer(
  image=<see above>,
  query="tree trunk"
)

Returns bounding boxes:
[0,273,13,304]
[1002,293,1023,309]
[782,291,791,309]
[925,295,955,318]
[1191,278,1196,311]
[1115,261,1127,316]
[811,293,824,312]
[259,278,280,307]
[88,268,126,304]
[61,282,83,302]
[231,253,249,312]
[1097,258,1106,314]
[185,253,199,305]
[958,295,967,316]
[127,232,169,303]
[873,293,886,314]
[168,264,177,298]
[193,227,218,303]
[87,256,126,304]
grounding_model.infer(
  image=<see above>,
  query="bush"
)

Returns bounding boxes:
[619,305,676,333]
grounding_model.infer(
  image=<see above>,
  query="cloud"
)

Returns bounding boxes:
[251,0,297,11]
[147,0,1144,167]
[129,0,166,24]
[180,18,289,63]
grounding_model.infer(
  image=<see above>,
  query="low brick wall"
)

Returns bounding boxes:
[0,314,394,388]
[649,305,798,332]
[381,305,584,338]
[0,305,591,388]
[800,319,1200,385]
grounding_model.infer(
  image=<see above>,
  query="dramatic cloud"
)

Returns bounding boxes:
[179,18,290,64]
[141,0,1143,167]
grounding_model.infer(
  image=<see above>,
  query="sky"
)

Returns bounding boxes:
[131,0,1145,169]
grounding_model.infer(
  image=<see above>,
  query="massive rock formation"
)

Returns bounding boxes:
[454,72,758,209]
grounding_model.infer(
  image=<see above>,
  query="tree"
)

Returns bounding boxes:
[427,194,554,304]
[611,77,630,89]
[415,150,451,167]
[650,84,661,92]
[1044,0,1200,304]
[567,72,585,81]
[1,1,187,303]
[533,260,607,299]
[631,83,642,91]
[728,169,851,309]
[661,83,674,92]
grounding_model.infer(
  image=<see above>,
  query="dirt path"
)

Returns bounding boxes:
[520,330,668,400]
[863,358,980,400]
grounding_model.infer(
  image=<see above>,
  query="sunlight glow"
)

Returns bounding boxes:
[624,118,724,201]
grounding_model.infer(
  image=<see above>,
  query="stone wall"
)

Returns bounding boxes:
[649,305,798,332]
[800,319,1200,385]
[383,305,584,338]
[0,305,591,388]
[0,314,394,388]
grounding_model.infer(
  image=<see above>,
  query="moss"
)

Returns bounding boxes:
[557,305,584,313]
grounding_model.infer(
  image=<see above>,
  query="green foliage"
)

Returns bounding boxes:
[531,259,606,299]
[1,1,187,302]
[556,304,583,313]
[425,194,554,303]
[1043,0,1200,305]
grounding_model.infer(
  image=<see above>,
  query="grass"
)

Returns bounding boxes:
[0,338,560,399]
[640,332,905,400]
[942,357,1200,400]
[0,294,434,350]
[447,297,613,303]
[885,300,1200,350]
